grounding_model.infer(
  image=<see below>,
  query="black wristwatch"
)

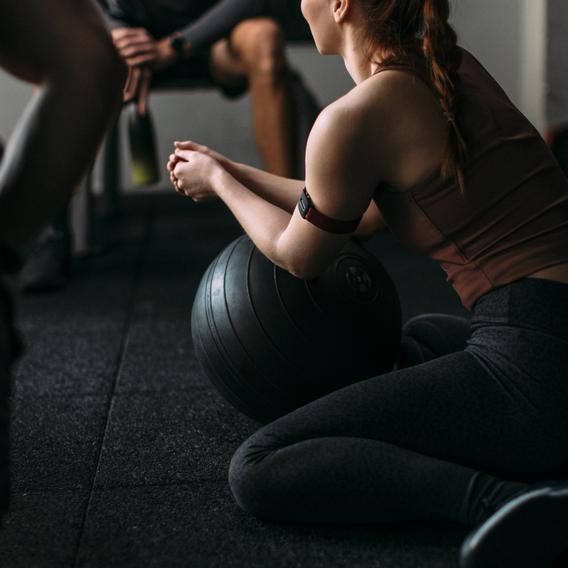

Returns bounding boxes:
[169,33,187,62]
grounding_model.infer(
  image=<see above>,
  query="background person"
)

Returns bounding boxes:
[98,0,312,178]
[16,0,314,293]
[0,0,125,521]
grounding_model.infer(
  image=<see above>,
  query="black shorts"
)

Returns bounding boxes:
[151,48,248,100]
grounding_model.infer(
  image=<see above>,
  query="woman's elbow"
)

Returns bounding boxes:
[276,237,326,280]
[286,258,325,280]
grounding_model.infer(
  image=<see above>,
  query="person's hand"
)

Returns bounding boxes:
[169,149,223,202]
[123,66,152,110]
[173,141,233,170]
[167,141,232,185]
[111,28,176,71]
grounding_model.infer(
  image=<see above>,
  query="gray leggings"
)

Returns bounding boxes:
[229,278,568,525]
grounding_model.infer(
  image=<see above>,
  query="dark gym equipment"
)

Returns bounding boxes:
[191,235,402,423]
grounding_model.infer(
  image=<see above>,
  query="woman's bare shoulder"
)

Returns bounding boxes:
[308,86,384,158]
[307,70,447,192]
[313,71,431,143]
[304,89,388,209]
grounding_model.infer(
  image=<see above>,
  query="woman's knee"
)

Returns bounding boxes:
[228,430,288,519]
[398,314,471,368]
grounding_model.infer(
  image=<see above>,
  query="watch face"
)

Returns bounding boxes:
[299,191,310,218]
[171,35,185,54]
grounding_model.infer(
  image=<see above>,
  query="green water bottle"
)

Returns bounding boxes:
[126,99,160,187]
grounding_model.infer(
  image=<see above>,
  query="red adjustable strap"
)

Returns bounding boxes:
[298,188,361,234]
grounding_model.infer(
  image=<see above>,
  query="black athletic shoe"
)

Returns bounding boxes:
[17,224,71,293]
[460,484,568,568]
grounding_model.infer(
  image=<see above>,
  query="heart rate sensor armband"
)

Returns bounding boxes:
[298,188,362,234]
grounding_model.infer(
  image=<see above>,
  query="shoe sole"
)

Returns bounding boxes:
[460,486,568,568]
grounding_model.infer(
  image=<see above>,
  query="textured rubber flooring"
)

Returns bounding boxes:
[0,194,469,568]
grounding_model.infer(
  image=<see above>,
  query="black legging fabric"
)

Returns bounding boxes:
[229,278,568,526]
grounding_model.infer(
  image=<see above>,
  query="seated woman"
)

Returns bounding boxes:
[168,0,568,566]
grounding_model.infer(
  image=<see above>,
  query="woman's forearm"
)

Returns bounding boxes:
[211,167,293,269]
[221,161,386,239]
[225,160,305,212]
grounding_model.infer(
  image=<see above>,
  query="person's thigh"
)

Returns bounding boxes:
[243,348,568,480]
[0,0,112,83]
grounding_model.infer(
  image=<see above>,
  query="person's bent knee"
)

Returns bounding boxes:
[88,41,127,101]
[67,33,126,95]
[235,19,287,77]
[59,2,127,91]
[0,3,126,93]
[228,434,286,519]
[401,314,437,340]
[228,441,268,517]
[47,27,126,100]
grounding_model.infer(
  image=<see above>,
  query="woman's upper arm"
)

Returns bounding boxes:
[355,199,387,239]
[277,103,383,278]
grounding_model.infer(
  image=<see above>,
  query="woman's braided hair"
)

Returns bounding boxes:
[358,0,467,192]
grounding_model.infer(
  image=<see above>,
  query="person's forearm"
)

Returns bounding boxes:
[100,10,130,31]
[96,0,131,30]
[225,161,304,212]
[179,0,268,53]
[212,168,293,270]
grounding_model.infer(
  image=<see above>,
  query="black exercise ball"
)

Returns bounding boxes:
[191,235,402,423]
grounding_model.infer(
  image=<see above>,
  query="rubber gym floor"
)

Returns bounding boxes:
[1,192,471,568]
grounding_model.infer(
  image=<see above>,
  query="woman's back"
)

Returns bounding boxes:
[370,48,568,309]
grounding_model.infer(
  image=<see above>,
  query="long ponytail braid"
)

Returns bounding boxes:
[422,0,467,192]
[358,0,467,191]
